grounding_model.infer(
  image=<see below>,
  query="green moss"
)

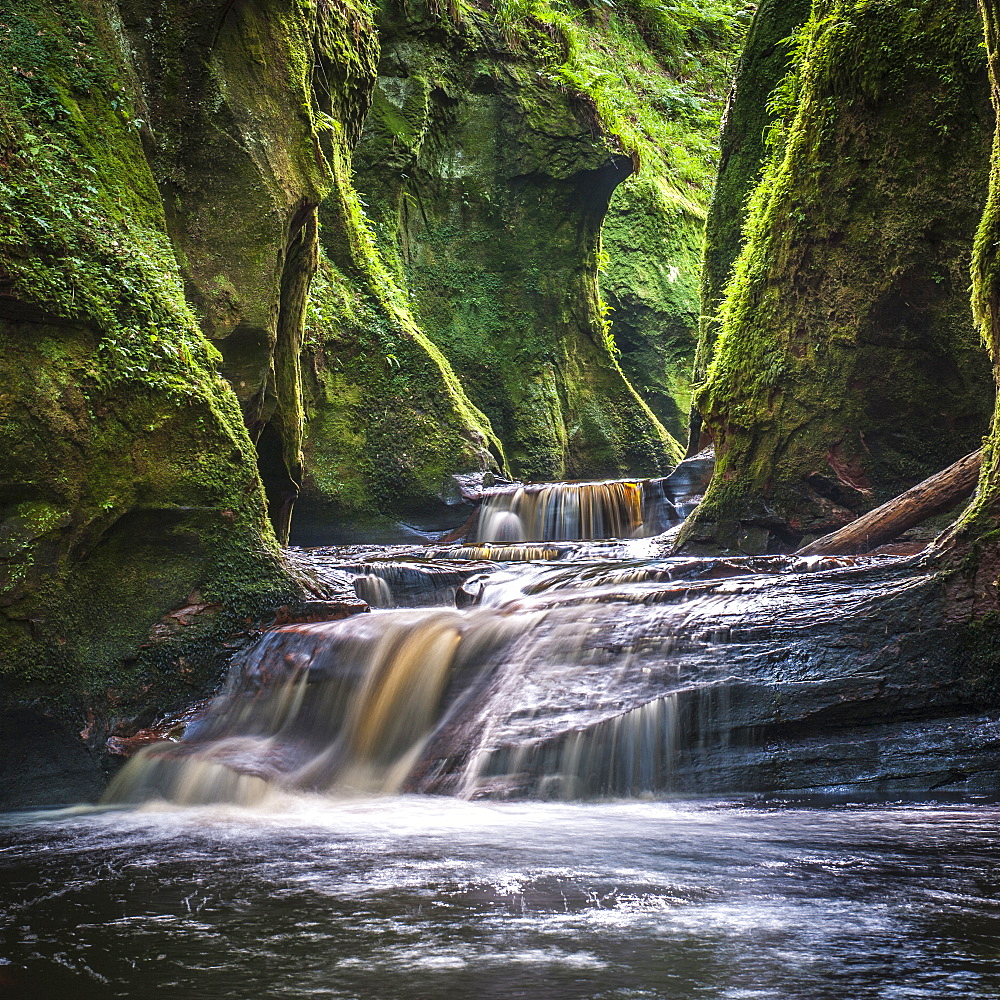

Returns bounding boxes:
[947,2,1000,577]
[0,1,210,395]
[0,0,305,730]
[351,0,692,480]
[507,0,751,448]
[688,0,812,451]
[299,137,502,525]
[601,176,706,440]
[115,0,379,541]
[516,0,753,198]
[680,0,994,553]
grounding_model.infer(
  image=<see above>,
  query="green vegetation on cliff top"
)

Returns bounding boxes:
[495,0,754,201]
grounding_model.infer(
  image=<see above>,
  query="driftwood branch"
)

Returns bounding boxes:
[794,450,982,557]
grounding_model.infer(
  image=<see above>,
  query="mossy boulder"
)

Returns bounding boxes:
[681,0,995,553]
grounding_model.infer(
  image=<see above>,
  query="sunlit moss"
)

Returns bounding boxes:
[0,0,320,728]
[349,0,740,480]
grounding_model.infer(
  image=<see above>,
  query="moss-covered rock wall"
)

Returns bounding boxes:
[687,0,811,452]
[351,0,684,481]
[601,177,704,443]
[119,0,363,542]
[575,1,752,445]
[680,0,995,553]
[0,0,307,743]
[296,144,502,539]
[939,0,1000,616]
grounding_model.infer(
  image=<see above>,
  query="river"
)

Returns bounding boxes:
[3,796,1000,997]
[2,479,998,997]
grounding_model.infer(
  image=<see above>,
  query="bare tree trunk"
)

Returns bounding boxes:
[795,451,982,557]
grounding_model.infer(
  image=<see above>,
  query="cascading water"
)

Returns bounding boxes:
[14,462,998,1000]
[473,481,640,542]
[107,470,916,807]
[347,562,485,607]
[471,479,679,543]
[108,607,535,804]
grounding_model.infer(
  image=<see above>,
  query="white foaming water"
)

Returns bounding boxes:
[106,606,539,804]
[106,482,917,811]
[6,794,997,998]
[473,480,660,543]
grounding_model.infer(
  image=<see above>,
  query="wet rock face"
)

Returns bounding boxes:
[417,556,993,798]
[0,712,105,810]
[101,535,1000,807]
[351,1,681,482]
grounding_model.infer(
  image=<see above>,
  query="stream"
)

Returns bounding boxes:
[3,479,1000,997]
[3,797,1000,998]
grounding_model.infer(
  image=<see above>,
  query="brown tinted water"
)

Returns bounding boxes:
[4,481,998,997]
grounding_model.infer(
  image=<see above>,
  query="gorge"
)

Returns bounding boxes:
[5,0,1000,996]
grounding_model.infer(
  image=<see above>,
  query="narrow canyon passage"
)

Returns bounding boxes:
[7,1,1000,996]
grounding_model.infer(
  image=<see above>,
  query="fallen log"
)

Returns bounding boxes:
[794,450,982,557]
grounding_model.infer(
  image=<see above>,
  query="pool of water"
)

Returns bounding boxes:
[3,796,1000,999]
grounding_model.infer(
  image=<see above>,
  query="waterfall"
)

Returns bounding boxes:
[460,694,681,799]
[106,463,889,809]
[105,544,752,808]
[457,682,739,799]
[450,544,565,562]
[106,608,538,805]
[472,481,660,543]
[464,449,713,544]
[347,563,479,607]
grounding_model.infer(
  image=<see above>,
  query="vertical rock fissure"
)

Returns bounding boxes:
[261,202,319,542]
